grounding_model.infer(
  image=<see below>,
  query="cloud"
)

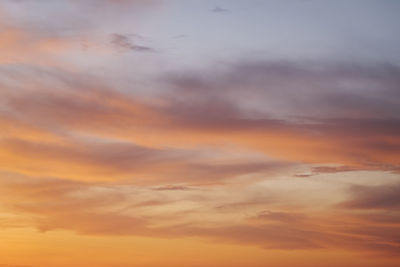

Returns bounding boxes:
[153,185,192,191]
[0,138,185,181]
[0,61,399,257]
[1,62,399,178]
[353,211,400,225]
[0,0,161,69]
[0,173,149,235]
[110,34,155,52]
[161,212,400,254]
[340,183,400,210]
[165,61,400,120]
[312,165,366,174]
[252,210,307,223]
[1,172,400,255]
[160,61,400,168]
[211,6,229,13]
[0,136,288,184]
[293,173,314,178]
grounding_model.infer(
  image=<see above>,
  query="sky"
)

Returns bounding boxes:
[0,0,399,266]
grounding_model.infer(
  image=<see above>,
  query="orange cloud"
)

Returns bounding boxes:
[1,64,398,177]
[0,173,399,256]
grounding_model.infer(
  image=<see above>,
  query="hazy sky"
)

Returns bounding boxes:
[0,1,399,266]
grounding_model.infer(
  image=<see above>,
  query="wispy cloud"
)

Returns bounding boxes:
[211,6,229,13]
[340,183,400,210]
[111,33,155,52]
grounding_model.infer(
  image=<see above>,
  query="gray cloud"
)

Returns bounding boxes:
[340,183,400,210]
[211,6,228,13]
[111,33,155,52]
[165,61,400,120]
[153,185,193,191]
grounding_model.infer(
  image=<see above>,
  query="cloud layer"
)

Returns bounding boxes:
[0,1,399,266]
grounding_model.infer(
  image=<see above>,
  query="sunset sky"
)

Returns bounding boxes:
[0,0,400,266]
